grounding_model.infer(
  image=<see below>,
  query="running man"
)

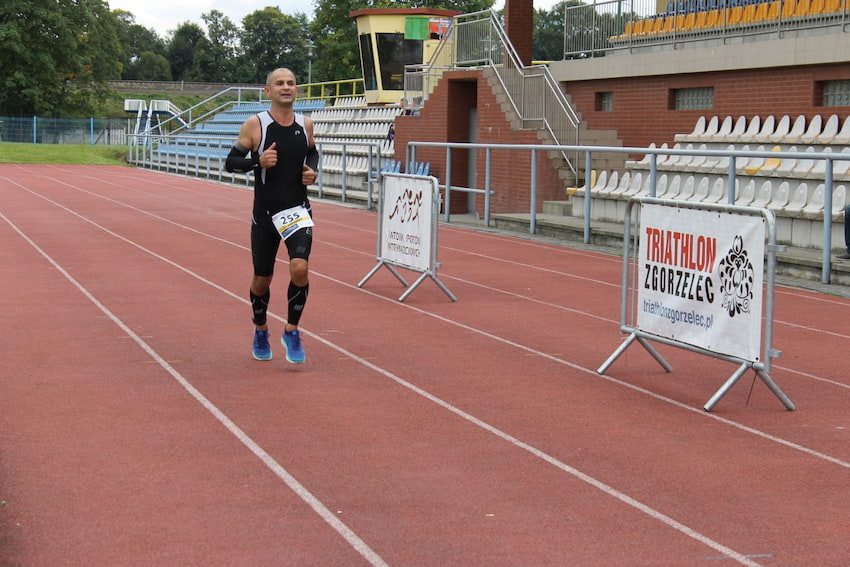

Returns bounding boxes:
[225,68,318,363]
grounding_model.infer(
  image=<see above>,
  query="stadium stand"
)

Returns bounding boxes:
[569,113,850,250]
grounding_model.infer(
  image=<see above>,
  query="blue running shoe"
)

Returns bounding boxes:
[281,329,306,363]
[252,329,272,360]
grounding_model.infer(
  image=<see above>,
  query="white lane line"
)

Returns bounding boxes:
[0,209,391,567]
[0,194,764,567]
[14,174,850,467]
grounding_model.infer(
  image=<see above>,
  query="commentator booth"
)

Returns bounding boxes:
[349,8,460,105]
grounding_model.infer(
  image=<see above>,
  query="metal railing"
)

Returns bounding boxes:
[404,10,581,177]
[406,140,850,284]
[564,0,849,57]
[126,133,383,210]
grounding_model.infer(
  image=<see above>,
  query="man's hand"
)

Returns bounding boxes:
[259,142,278,169]
[302,164,317,186]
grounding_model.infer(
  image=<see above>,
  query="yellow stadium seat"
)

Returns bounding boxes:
[725,6,745,25]
[822,0,842,13]
[661,15,675,34]
[780,0,797,18]
[683,12,697,29]
[647,17,664,34]
[742,4,758,22]
[753,2,769,21]
[694,11,709,28]
[809,0,826,13]
[793,0,812,17]
[766,1,781,20]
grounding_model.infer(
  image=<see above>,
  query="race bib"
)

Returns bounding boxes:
[271,205,314,240]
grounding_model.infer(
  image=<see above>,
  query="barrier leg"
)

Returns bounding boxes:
[704,362,749,412]
[756,369,796,411]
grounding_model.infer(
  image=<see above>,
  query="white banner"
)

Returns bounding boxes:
[636,204,765,361]
[380,175,434,272]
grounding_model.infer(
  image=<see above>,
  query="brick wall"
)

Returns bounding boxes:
[394,70,566,215]
[564,63,850,152]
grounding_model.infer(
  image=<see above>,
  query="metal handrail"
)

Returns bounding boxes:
[404,10,582,177]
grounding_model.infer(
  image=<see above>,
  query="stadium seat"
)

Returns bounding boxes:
[742,145,767,174]
[604,170,620,193]
[648,174,667,197]
[822,0,842,13]
[590,169,608,193]
[834,147,850,180]
[806,146,832,179]
[767,115,793,143]
[703,116,720,138]
[611,170,631,194]
[750,179,773,207]
[792,146,817,175]
[705,178,731,203]
[619,171,643,196]
[831,184,847,216]
[768,181,792,212]
[774,146,799,176]
[738,179,758,205]
[780,0,798,18]
[815,114,840,144]
[676,175,697,200]
[778,114,807,143]
[798,114,824,145]
[831,115,850,145]
[783,182,810,214]
[736,115,762,143]
[759,145,784,175]
[801,183,826,219]
[711,116,734,141]
[752,115,776,143]
[661,174,682,198]
[693,176,711,201]
[720,116,748,143]
[676,116,706,142]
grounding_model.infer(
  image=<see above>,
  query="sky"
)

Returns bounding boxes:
[107,0,559,39]
[107,0,318,37]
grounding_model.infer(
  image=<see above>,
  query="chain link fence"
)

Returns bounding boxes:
[0,117,129,145]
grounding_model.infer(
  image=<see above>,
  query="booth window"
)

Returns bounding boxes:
[359,34,378,91]
[822,80,850,107]
[375,33,423,91]
[672,87,714,110]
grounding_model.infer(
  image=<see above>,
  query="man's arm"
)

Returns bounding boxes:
[225,117,261,173]
[302,117,318,185]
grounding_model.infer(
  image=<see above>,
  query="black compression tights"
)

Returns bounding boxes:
[287,282,309,326]
[250,289,270,326]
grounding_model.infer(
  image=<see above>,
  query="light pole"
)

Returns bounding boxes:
[307,39,314,85]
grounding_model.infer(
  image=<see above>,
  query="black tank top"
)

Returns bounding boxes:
[253,111,309,217]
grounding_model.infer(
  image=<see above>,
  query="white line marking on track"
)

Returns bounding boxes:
[7,178,828,566]
[0,207,391,567]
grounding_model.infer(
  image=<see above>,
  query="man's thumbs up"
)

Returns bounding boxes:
[302,163,317,186]
[260,142,278,168]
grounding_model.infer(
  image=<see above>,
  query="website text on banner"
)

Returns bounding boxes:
[637,204,765,362]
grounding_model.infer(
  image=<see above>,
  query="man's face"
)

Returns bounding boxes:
[266,69,297,104]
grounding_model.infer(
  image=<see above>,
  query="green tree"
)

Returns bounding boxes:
[241,7,310,84]
[0,0,123,116]
[130,51,173,80]
[197,10,240,82]
[167,22,207,81]
[113,9,167,79]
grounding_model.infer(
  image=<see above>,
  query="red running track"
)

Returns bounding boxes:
[1,164,850,566]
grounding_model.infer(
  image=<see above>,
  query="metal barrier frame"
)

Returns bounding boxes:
[597,196,795,411]
[358,173,456,302]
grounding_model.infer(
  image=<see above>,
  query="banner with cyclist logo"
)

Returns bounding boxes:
[637,204,765,361]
